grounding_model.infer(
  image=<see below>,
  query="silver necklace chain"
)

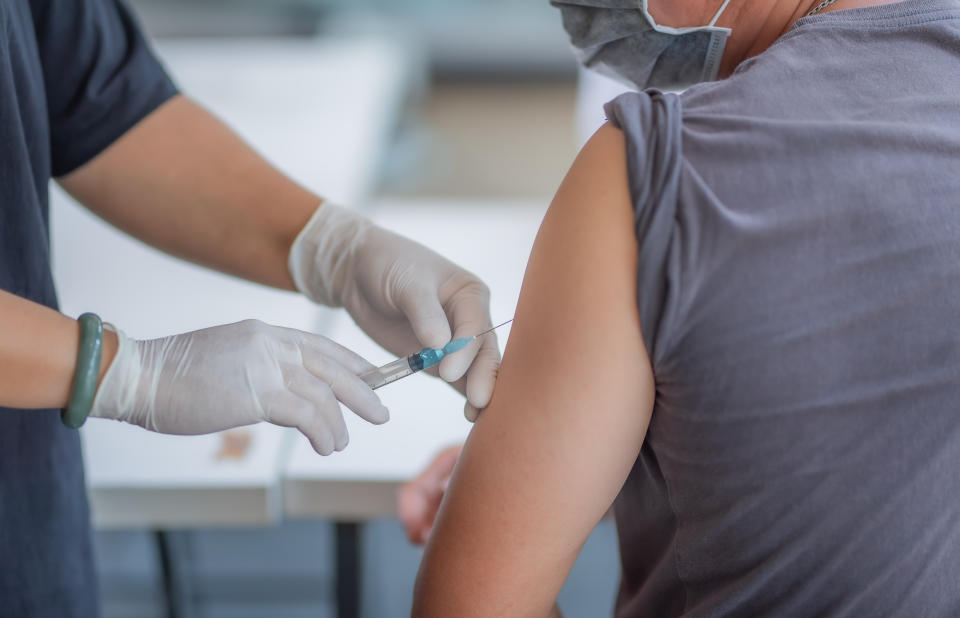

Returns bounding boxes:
[807,0,840,15]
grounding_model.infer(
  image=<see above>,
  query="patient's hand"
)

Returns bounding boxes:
[398,445,463,544]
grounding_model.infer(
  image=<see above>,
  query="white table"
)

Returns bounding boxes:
[283,199,548,520]
[51,36,416,528]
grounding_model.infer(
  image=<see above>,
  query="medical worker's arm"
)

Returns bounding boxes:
[58,95,316,291]
[412,124,655,617]
[0,287,389,454]
[58,95,498,418]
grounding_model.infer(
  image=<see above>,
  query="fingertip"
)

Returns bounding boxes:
[465,367,496,411]
[466,382,493,411]
[338,376,390,425]
[334,429,350,452]
[369,405,390,425]
[438,350,474,383]
[462,336,500,406]
[311,434,335,456]
[412,527,426,546]
[464,402,480,423]
[405,527,420,545]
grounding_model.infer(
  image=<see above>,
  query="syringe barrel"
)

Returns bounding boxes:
[360,355,422,390]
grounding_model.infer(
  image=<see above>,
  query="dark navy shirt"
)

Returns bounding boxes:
[1,1,175,615]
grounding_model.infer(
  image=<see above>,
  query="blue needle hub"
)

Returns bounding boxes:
[418,337,474,369]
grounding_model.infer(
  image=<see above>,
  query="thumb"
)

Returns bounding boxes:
[396,284,451,350]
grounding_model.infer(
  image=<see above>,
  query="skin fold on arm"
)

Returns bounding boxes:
[412,124,656,617]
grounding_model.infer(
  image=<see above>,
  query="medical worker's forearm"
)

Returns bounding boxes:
[58,95,319,291]
[0,290,117,410]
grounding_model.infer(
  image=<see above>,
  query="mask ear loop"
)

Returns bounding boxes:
[640,0,733,35]
[709,0,734,26]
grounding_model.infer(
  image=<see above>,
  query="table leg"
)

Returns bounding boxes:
[335,521,363,618]
[154,530,194,618]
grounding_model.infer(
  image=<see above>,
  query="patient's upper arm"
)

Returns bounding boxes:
[412,123,656,617]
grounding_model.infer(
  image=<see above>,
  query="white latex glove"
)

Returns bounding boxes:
[90,320,388,455]
[288,204,500,421]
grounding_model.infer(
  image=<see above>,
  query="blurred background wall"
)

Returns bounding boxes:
[128,0,575,76]
[90,1,625,617]
[127,0,584,199]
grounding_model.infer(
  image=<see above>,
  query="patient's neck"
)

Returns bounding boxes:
[820,0,905,13]
[718,0,909,79]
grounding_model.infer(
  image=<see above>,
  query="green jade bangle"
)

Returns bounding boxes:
[61,313,103,429]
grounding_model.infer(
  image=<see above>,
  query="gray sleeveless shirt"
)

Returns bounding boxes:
[604,1,960,615]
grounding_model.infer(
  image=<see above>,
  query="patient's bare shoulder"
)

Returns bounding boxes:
[412,123,655,618]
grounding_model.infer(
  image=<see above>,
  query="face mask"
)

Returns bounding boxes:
[551,0,733,91]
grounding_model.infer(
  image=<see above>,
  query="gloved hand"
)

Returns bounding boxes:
[397,444,463,544]
[288,204,500,421]
[90,320,388,455]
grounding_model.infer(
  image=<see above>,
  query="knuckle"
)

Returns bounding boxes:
[241,318,267,333]
[279,338,300,360]
[384,263,414,302]
[331,369,361,400]
[470,279,492,300]
[444,273,490,302]
[480,344,502,362]
[317,385,339,409]
[244,323,276,348]
[310,356,336,382]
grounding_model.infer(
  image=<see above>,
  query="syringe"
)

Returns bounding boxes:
[360,320,512,390]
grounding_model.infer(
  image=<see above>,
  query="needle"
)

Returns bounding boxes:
[473,319,513,339]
